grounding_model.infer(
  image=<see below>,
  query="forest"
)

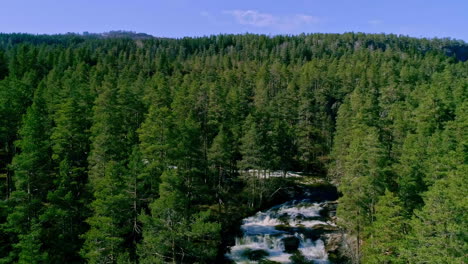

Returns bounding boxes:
[0,32,466,264]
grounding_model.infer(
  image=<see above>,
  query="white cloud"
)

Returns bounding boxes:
[224,10,275,27]
[224,10,319,30]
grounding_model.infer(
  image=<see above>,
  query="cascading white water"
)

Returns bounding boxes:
[226,200,334,263]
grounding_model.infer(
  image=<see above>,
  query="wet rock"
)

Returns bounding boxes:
[289,251,314,264]
[282,236,300,253]
[321,201,338,218]
[241,248,269,261]
[323,232,344,253]
[275,224,291,232]
[259,260,282,264]
[325,233,349,264]
[313,223,339,231]
[227,198,338,263]
[277,213,291,224]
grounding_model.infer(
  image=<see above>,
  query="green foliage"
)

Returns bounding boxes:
[186,210,221,262]
[138,169,188,263]
[0,32,466,263]
[4,83,53,262]
[81,161,132,264]
[139,170,221,263]
[15,222,48,264]
[405,164,467,264]
[238,114,269,171]
[138,104,173,193]
[39,65,92,263]
[362,190,407,264]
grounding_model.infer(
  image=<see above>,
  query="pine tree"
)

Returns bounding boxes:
[138,170,220,264]
[0,77,36,199]
[405,165,467,263]
[296,63,326,173]
[337,126,387,264]
[362,190,407,264]
[395,134,427,214]
[82,74,134,263]
[40,65,92,263]
[271,119,295,175]
[238,114,269,207]
[15,221,48,264]
[138,170,189,264]
[403,102,467,263]
[238,114,267,172]
[138,104,173,197]
[5,82,52,263]
[185,210,221,263]
[81,161,132,264]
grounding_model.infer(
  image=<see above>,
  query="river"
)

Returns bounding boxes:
[225,185,340,264]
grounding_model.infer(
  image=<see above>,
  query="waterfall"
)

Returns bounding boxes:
[226,200,335,263]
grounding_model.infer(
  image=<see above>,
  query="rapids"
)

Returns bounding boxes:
[226,199,336,263]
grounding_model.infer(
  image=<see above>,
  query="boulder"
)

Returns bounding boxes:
[241,248,269,261]
[313,223,339,231]
[323,232,344,253]
[282,236,300,253]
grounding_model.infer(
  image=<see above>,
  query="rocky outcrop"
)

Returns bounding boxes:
[323,232,344,253]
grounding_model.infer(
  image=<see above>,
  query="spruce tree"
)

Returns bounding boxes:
[405,165,467,264]
[337,126,386,263]
[362,190,407,264]
[6,82,52,263]
[82,74,133,263]
[40,65,93,263]
[138,170,189,264]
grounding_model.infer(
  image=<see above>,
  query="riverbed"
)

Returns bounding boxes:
[225,194,340,263]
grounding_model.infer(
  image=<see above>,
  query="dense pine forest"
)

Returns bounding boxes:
[0,32,466,264]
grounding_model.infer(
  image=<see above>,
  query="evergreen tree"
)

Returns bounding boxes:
[81,161,132,264]
[40,65,92,263]
[15,221,48,264]
[405,165,467,264]
[403,102,467,264]
[208,127,235,214]
[362,190,407,264]
[238,114,269,172]
[138,170,189,264]
[395,134,428,214]
[0,32,465,263]
[139,170,220,264]
[5,83,52,263]
[337,126,387,263]
[137,104,173,197]
[82,74,134,263]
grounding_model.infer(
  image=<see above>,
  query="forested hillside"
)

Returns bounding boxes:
[0,32,466,264]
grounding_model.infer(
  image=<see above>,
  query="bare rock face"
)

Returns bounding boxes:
[318,201,349,263]
[323,232,344,253]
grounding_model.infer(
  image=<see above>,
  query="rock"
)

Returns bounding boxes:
[241,248,269,261]
[313,223,339,231]
[282,236,300,253]
[323,232,344,253]
[321,201,338,218]
[275,224,291,231]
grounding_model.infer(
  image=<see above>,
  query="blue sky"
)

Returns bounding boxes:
[1,0,467,41]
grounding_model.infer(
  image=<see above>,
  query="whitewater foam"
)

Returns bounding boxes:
[226,200,332,263]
